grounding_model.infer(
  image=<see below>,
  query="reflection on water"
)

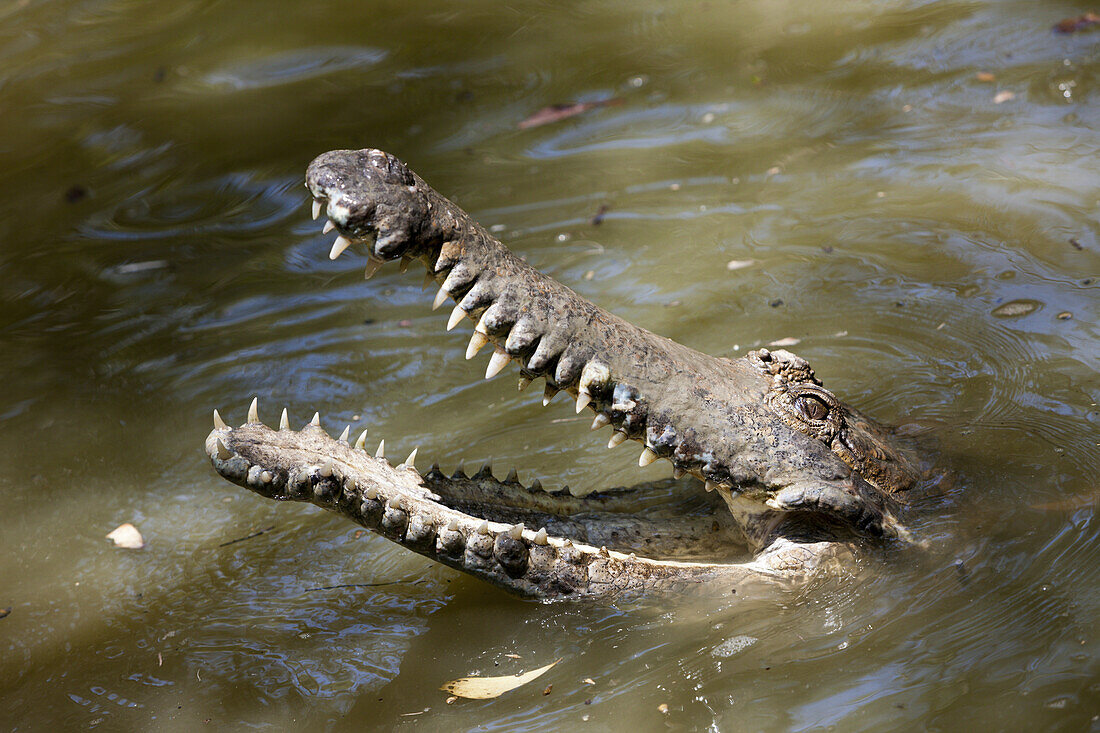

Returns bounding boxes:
[0,0,1097,729]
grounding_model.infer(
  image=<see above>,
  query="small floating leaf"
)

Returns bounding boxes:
[106,523,145,549]
[992,299,1041,318]
[441,658,561,699]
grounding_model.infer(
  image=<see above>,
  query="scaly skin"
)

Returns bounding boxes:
[204,149,927,601]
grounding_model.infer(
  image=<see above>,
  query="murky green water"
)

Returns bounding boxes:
[2,0,1098,729]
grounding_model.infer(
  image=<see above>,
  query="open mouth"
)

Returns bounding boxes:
[204,148,922,600]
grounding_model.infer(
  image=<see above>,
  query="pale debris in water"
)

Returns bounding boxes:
[107,523,145,549]
[725,259,754,271]
[440,658,561,699]
[711,634,758,658]
[768,337,801,347]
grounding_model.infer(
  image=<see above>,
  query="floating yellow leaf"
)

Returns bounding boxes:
[441,658,561,700]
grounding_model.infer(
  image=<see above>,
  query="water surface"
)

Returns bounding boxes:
[1,0,1098,729]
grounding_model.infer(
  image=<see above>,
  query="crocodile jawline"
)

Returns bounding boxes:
[204,149,927,601]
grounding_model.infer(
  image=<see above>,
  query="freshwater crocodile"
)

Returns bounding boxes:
[205,149,928,601]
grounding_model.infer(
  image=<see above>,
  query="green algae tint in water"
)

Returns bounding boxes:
[0,0,1098,729]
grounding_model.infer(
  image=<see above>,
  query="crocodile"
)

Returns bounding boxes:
[205,149,928,601]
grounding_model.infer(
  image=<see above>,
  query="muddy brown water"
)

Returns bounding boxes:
[1,0,1098,730]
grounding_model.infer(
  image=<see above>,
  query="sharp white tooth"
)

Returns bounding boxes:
[247,397,259,424]
[446,518,459,531]
[477,520,490,535]
[639,447,659,467]
[705,480,717,493]
[673,467,684,479]
[402,448,418,470]
[329,235,352,260]
[446,305,466,331]
[279,408,289,430]
[590,414,610,430]
[310,412,321,427]
[339,425,350,443]
[533,528,548,545]
[364,257,384,280]
[508,523,524,540]
[364,486,378,499]
[312,199,322,220]
[319,460,333,477]
[213,409,228,430]
[505,467,518,483]
[543,386,558,406]
[517,376,532,391]
[485,348,510,379]
[432,286,449,311]
[465,331,489,360]
[260,471,272,484]
[766,497,783,510]
[608,431,627,449]
[215,438,232,460]
[375,439,385,459]
[354,429,368,450]
[322,220,335,234]
[575,391,592,414]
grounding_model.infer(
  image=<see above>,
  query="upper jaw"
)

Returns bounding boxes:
[301,148,913,541]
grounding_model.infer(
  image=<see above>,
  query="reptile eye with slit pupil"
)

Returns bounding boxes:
[795,395,829,421]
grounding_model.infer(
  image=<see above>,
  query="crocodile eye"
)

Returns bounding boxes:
[795,395,829,422]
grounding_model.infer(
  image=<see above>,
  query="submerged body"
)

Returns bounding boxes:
[206,149,928,600]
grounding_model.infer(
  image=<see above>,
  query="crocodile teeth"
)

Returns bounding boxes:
[446,305,465,331]
[312,199,322,220]
[508,523,524,540]
[215,438,232,460]
[466,331,489,360]
[608,431,627,449]
[319,460,333,477]
[529,478,542,492]
[638,447,659,467]
[329,235,352,260]
[213,409,228,430]
[543,385,558,406]
[259,471,272,484]
[399,257,410,273]
[279,408,289,430]
[477,520,490,535]
[364,486,378,500]
[432,286,449,311]
[376,439,385,459]
[533,528,548,545]
[364,257,384,280]
[446,518,460,531]
[575,392,592,413]
[247,397,259,424]
[354,429,368,450]
[485,348,510,379]
[422,270,435,290]
[322,220,335,234]
[338,425,350,443]
[705,480,717,493]
[517,376,532,392]
[310,412,321,427]
[590,414,610,431]
[505,467,518,483]
[401,447,418,470]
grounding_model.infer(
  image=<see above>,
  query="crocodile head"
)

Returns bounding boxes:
[205,149,926,601]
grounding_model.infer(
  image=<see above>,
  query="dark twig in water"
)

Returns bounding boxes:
[303,577,427,593]
[218,525,276,547]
